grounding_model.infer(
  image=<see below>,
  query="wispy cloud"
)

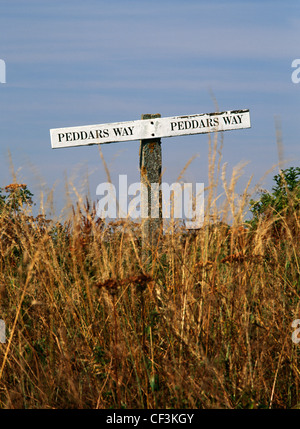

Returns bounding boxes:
[1,1,299,64]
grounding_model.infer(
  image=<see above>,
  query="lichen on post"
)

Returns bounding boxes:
[139,113,163,259]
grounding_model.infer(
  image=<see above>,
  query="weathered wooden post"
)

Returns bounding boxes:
[139,113,163,256]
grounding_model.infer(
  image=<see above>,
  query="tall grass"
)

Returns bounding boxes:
[0,137,299,409]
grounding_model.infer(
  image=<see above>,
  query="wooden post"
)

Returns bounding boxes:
[139,113,163,257]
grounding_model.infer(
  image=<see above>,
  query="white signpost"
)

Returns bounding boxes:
[50,109,250,149]
[50,109,251,254]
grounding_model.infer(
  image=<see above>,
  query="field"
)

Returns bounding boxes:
[0,140,299,409]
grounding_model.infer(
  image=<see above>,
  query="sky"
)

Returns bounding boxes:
[0,0,299,220]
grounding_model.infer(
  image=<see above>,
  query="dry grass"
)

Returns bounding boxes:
[0,138,299,409]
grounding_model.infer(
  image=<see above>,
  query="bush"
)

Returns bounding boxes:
[0,183,34,214]
[248,167,300,235]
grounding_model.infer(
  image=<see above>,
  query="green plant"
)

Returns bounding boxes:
[248,167,300,231]
[0,183,34,215]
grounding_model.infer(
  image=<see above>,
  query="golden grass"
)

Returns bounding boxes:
[0,137,299,409]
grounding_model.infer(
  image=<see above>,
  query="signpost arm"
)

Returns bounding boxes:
[139,113,163,258]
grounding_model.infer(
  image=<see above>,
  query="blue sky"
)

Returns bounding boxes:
[0,0,299,218]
